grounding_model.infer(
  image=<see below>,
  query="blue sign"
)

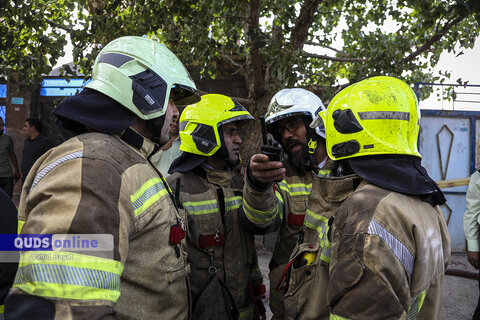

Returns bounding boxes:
[11,97,24,105]
[40,78,91,97]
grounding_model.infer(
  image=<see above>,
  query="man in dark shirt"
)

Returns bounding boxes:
[20,118,54,183]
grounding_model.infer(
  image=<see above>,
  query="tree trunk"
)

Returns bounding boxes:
[240,93,272,164]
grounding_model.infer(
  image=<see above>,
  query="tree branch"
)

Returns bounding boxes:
[197,87,253,106]
[290,0,324,50]
[305,83,350,103]
[220,53,246,76]
[231,96,254,107]
[403,16,464,63]
[304,41,349,56]
[212,15,247,20]
[317,8,364,14]
[302,51,368,62]
[245,0,266,100]
[44,17,75,34]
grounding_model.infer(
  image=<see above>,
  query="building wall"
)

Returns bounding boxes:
[4,82,33,205]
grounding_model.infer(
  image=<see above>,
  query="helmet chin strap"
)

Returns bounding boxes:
[304,154,317,171]
[317,155,328,169]
[147,116,166,145]
[216,125,239,169]
[216,143,239,169]
[304,117,321,171]
[215,127,241,170]
[216,127,230,162]
[225,156,240,168]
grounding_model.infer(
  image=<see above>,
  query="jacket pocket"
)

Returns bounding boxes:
[327,252,363,307]
[291,197,308,214]
[167,262,191,284]
[326,252,406,320]
[281,240,322,320]
[282,262,318,319]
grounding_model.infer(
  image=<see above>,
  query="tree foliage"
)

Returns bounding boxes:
[1,1,479,119]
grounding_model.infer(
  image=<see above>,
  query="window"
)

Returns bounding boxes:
[40,78,91,97]
[0,84,6,98]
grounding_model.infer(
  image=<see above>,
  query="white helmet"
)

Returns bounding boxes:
[265,88,326,138]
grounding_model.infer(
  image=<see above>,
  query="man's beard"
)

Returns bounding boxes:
[226,157,241,169]
[227,146,241,168]
[285,138,311,171]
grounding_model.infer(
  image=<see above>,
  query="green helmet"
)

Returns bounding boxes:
[85,36,200,120]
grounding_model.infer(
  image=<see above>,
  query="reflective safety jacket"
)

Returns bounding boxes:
[6,132,190,320]
[283,177,451,320]
[168,167,264,320]
[267,161,312,316]
[270,161,312,270]
[242,160,330,316]
[281,173,361,319]
[464,170,480,252]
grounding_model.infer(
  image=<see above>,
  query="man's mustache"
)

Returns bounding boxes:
[285,138,303,148]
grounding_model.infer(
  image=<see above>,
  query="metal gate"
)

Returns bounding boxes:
[419,109,480,252]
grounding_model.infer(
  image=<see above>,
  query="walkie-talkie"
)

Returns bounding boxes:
[260,116,282,162]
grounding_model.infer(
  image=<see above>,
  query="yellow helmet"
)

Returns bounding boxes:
[179,94,254,156]
[323,76,421,160]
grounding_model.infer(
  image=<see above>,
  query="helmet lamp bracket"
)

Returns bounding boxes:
[192,123,217,154]
[130,69,168,115]
[332,109,363,134]
[332,140,361,157]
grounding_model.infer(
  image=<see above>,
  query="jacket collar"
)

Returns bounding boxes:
[202,165,236,187]
[120,127,159,159]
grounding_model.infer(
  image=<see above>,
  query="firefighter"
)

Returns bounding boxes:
[167,94,266,320]
[244,76,451,319]
[240,88,329,318]
[5,36,200,319]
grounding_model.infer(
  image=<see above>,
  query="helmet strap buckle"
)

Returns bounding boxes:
[307,138,317,154]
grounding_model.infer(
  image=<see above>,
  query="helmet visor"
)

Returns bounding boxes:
[310,110,326,138]
[171,84,201,106]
